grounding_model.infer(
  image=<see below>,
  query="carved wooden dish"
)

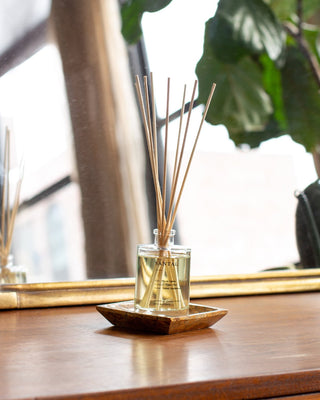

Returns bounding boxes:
[96,301,228,334]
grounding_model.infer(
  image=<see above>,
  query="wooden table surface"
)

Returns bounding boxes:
[1,292,320,400]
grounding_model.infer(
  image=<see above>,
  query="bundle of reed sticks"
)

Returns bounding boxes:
[0,127,23,268]
[135,74,216,246]
[134,75,216,311]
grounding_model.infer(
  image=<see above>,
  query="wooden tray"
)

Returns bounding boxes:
[96,301,228,334]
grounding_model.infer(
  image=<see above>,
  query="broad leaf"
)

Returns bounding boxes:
[121,0,172,44]
[281,46,320,151]
[267,0,296,20]
[303,1,320,21]
[260,54,287,131]
[208,0,285,64]
[268,0,320,21]
[196,19,273,135]
[230,119,283,148]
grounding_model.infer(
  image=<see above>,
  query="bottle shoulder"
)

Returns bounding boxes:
[137,243,191,256]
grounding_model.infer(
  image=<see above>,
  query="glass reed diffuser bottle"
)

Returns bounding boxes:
[135,229,190,312]
[134,74,216,315]
[0,254,27,284]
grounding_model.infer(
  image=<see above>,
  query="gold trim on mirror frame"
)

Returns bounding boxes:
[1,269,320,310]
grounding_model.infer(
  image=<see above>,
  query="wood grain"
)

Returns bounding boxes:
[1,293,320,399]
[96,302,228,334]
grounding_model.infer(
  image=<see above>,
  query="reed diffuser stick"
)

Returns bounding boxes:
[161,78,170,238]
[6,128,10,246]
[5,170,23,261]
[172,84,186,189]
[168,84,186,228]
[166,82,216,236]
[150,73,158,177]
[135,75,163,228]
[0,127,23,268]
[150,73,160,228]
[165,80,198,239]
[1,128,9,261]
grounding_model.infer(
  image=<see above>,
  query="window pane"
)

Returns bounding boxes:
[0,45,74,198]
[142,0,317,275]
[12,183,85,282]
[0,45,86,282]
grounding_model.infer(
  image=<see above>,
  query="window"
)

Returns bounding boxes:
[140,0,317,275]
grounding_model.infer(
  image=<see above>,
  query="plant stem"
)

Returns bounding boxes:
[297,0,303,39]
[283,21,320,90]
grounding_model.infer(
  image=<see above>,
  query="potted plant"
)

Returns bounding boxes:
[121,0,320,267]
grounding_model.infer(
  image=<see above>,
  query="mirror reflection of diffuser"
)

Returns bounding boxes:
[0,126,26,284]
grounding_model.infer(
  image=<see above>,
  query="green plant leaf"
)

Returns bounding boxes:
[304,29,320,64]
[260,54,287,131]
[121,0,172,44]
[267,0,296,20]
[268,0,320,21]
[303,1,320,21]
[196,19,273,135]
[208,0,285,63]
[281,46,320,151]
[229,118,283,148]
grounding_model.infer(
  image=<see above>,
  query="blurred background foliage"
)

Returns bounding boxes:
[121,0,320,175]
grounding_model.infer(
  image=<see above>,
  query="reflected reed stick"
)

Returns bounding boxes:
[0,127,23,267]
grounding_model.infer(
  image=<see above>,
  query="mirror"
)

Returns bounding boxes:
[0,0,86,283]
[0,0,152,284]
[0,0,318,292]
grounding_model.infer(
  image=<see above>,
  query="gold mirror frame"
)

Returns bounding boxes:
[1,269,320,309]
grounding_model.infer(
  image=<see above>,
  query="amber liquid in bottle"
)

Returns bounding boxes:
[134,230,191,314]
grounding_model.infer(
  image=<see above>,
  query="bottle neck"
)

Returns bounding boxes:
[153,229,175,248]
